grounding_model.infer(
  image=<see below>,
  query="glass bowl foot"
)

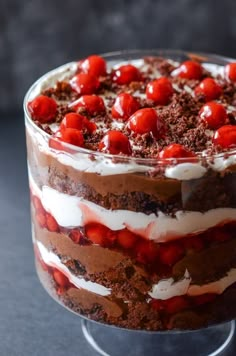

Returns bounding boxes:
[81,319,235,356]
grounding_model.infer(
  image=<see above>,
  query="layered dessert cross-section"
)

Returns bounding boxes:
[25,51,236,331]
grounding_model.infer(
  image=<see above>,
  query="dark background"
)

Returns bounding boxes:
[1,1,236,355]
[1,0,236,115]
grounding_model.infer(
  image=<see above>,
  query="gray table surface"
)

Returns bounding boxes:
[1,118,236,356]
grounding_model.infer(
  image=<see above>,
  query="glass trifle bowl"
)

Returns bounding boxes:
[24,50,236,355]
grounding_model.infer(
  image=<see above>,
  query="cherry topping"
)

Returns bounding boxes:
[68,95,105,115]
[159,242,185,266]
[111,93,140,121]
[70,73,100,95]
[49,132,65,151]
[27,95,57,123]
[60,112,97,134]
[112,64,141,85]
[117,229,136,249]
[146,77,173,105]
[99,130,132,155]
[53,128,84,147]
[213,125,236,148]
[225,63,236,82]
[159,143,196,160]
[173,60,203,80]
[78,55,106,77]
[199,102,228,129]
[194,78,222,101]
[128,108,165,139]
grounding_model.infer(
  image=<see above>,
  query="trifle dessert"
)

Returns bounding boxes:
[24,50,236,331]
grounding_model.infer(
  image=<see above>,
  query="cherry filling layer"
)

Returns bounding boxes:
[31,193,236,274]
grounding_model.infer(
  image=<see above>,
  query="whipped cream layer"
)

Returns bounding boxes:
[25,59,236,180]
[149,268,236,300]
[37,240,111,296]
[30,173,236,242]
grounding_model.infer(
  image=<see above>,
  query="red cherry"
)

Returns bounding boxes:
[146,77,173,105]
[53,128,84,147]
[136,240,159,264]
[68,95,105,115]
[213,125,236,148]
[99,130,132,155]
[128,108,165,139]
[173,60,203,80]
[32,196,44,214]
[193,293,217,306]
[207,229,231,243]
[151,299,165,312]
[159,144,196,160]
[49,131,65,151]
[199,102,228,130]
[164,296,190,314]
[53,269,70,289]
[111,93,140,121]
[85,223,110,246]
[79,55,106,77]
[117,229,137,249]
[112,64,141,85]
[36,212,46,228]
[159,242,185,266]
[27,95,57,123]
[225,63,236,82]
[69,229,83,244]
[70,73,100,95]
[60,113,84,131]
[46,213,59,232]
[194,78,222,101]
[60,113,97,134]
[183,236,204,252]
